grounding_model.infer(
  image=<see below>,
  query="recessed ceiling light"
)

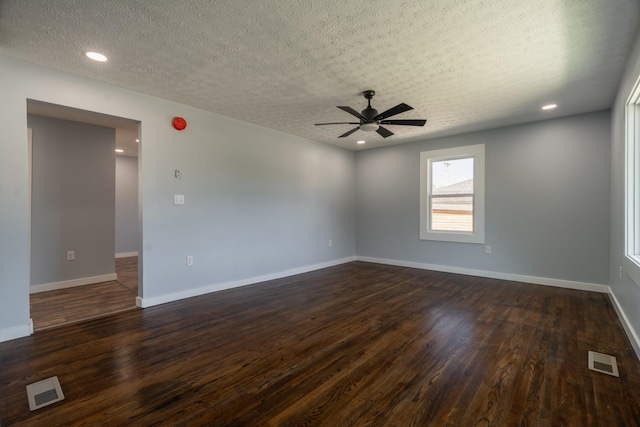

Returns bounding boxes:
[135,139,140,143]
[84,51,108,62]
[542,104,557,110]
[115,149,124,153]
[357,140,366,144]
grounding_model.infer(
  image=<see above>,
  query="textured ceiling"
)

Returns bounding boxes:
[1,1,639,150]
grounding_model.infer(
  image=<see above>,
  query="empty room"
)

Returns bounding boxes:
[1,1,640,425]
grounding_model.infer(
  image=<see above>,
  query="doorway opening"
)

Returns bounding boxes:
[26,100,142,331]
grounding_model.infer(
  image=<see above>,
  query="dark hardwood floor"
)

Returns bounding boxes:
[2,262,640,425]
[29,256,138,331]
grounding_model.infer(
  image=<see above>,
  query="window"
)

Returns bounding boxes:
[420,144,485,243]
[625,75,640,286]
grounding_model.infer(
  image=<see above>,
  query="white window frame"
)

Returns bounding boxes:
[624,74,640,287]
[420,144,485,243]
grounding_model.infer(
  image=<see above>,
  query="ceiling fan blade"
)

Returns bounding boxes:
[374,103,413,120]
[379,119,427,126]
[376,126,394,138]
[338,127,360,138]
[315,122,360,126]
[337,106,366,120]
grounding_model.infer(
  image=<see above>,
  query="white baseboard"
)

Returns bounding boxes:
[357,256,640,358]
[30,273,118,294]
[116,252,138,258]
[137,256,356,308]
[607,288,640,360]
[0,320,33,343]
[356,256,610,293]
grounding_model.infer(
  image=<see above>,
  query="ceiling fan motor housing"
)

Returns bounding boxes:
[361,90,379,121]
[361,107,379,120]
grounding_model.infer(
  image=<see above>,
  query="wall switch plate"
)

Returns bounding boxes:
[485,245,491,254]
[66,251,75,261]
[328,240,332,247]
[174,194,185,205]
[186,256,193,266]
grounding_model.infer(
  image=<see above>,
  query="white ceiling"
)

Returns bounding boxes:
[2,1,639,150]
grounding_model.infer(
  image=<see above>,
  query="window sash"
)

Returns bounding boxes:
[430,193,474,198]
[428,154,475,235]
[430,194,474,232]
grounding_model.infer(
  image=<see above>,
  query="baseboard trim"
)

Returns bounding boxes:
[356,256,610,293]
[0,321,33,343]
[116,252,138,258]
[607,288,640,360]
[137,256,357,308]
[30,273,118,294]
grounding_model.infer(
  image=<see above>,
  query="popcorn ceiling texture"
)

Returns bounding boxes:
[0,0,638,150]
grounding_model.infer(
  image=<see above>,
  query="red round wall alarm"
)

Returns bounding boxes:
[172,117,187,131]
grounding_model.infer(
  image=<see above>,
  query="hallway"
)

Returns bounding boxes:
[30,257,138,331]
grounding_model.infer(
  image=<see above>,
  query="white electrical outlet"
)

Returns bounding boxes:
[174,194,185,205]
[186,256,193,266]
[485,245,491,254]
[66,251,75,261]
[328,240,332,247]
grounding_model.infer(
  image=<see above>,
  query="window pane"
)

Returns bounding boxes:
[431,158,474,194]
[431,196,473,232]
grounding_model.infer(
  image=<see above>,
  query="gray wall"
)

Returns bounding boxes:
[28,115,116,286]
[115,155,138,255]
[0,55,355,340]
[610,28,640,345]
[356,111,611,285]
[5,45,636,343]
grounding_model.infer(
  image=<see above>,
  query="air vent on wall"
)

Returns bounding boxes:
[26,376,65,411]
[588,351,619,377]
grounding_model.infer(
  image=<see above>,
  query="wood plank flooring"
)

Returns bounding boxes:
[2,262,640,425]
[29,257,138,330]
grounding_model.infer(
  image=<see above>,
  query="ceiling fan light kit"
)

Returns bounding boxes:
[360,123,379,132]
[315,90,427,139]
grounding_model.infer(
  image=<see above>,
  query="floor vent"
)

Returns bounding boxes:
[588,351,619,377]
[26,376,65,411]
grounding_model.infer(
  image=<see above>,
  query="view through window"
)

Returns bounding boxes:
[431,158,474,232]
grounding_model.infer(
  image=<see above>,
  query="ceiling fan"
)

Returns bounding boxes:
[315,90,427,138]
